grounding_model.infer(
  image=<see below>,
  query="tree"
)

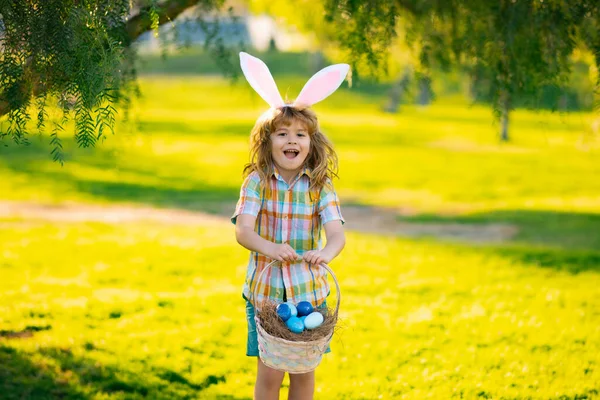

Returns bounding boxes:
[323,0,600,141]
[0,0,234,162]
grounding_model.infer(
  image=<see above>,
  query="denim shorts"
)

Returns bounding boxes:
[246,300,331,357]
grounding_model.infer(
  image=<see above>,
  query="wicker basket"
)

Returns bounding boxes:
[252,260,341,374]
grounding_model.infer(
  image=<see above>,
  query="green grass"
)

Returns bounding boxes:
[1,64,600,398]
[1,224,599,399]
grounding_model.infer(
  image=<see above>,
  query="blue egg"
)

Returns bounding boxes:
[276,303,291,321]
[286,316,304,333]
[296,301,314,317]
[285,302,298,317]
[304,311,324,330]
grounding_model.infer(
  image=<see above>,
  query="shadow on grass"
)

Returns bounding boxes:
[0,345,248,400]
[2,135,599,274]
[0,133,240,215]
[0,325,52,339]
[0,345,85,399]
[402,210,600,274]
[487,245,600,274]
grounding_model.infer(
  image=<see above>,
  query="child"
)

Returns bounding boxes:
[232,52,349,400]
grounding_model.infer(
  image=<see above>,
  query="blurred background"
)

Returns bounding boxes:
[1,1,599,398]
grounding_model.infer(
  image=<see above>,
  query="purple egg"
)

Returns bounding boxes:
[276,303,291,321]
[296,301,314,317]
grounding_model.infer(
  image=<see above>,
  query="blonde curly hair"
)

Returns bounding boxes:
[243,106,339,197]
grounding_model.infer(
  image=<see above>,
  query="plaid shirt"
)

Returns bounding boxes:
[232,167,344,307]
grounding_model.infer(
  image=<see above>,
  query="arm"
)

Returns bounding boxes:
[235,214,299,262]
[303,220,346,265]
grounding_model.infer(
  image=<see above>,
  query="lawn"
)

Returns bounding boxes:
[1,53,599,399]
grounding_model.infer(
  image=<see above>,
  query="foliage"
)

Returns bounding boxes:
[0,0,233,161]
[322,0,600,138]
[0,0,132,161]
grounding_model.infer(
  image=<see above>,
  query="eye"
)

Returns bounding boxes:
[277,132,286,136]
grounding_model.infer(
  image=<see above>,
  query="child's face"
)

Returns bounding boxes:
[270,119,311,178]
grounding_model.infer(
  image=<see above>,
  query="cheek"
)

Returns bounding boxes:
[270,139,280,152]
[303,138,311,151]
[271,136,285,146]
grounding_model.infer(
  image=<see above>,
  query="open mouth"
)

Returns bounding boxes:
[284,150,300,159]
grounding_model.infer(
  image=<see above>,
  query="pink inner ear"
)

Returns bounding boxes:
[248,57,278,104]
[297,70,342,105]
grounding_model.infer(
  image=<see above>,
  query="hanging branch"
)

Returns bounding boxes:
[0,0,205,119]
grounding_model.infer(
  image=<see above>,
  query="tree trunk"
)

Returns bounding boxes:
[595,46,600,110]
[468,70,480,102]
[384,78,404,113]
[310,51,326,74]
[499,90,510,142]
[384,69,411,113]
[417,75,432,106]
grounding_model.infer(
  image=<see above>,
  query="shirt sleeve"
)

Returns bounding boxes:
[231,173,261,225]
[318,181,345,225]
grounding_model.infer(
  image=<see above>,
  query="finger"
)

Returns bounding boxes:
[287,248,296,258]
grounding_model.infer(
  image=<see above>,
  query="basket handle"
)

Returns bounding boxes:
[252,259,341,315]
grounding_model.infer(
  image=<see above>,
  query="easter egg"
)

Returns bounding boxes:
[285,302,298,317]
[300,316,307,323]
[286,316,304,333]
[276,303,291,321]
[296,301,314,317]
[304,311,324,330]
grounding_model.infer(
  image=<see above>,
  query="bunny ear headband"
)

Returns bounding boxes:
[239,52,350,109]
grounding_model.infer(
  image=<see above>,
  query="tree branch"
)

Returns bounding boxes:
[0,0,202,118]
[126,0,201,42]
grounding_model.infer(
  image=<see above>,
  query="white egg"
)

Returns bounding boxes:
[304,311,324,330]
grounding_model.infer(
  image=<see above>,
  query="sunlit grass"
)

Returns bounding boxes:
[1,222,599,398]
[1,71,599,399]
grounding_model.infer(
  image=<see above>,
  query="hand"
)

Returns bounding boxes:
[268,242,299,263]
[302,250,332,266]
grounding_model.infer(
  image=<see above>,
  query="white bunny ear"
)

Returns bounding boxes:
[239,52,285,108]
[293,64,350,107]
